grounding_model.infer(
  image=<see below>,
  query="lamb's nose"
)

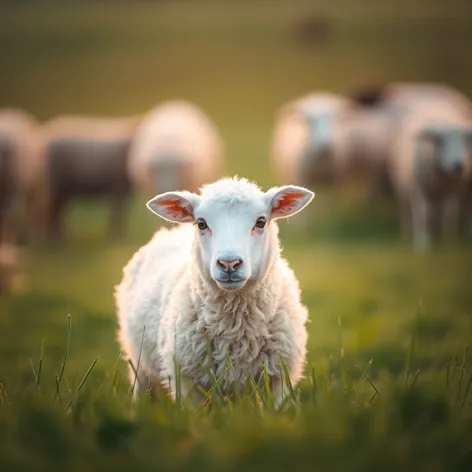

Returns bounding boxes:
[217,258,243,272]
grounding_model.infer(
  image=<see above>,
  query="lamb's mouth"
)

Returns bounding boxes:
[214,277,247,290]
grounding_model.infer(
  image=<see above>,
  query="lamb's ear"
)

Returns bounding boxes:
[146,191,199,223]
[265,185,315,220]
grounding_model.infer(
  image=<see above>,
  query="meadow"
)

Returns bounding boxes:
[1,1,472,470]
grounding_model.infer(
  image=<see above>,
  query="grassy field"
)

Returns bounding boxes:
[1,1,472,470]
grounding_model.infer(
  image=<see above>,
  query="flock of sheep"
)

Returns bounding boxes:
[273,82,472,247]
[1,81,472,292]
[0,100,224,292]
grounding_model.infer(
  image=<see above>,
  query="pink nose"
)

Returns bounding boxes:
[217,258,243,272]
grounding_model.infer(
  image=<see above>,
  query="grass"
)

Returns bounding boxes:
[1,0,472,470]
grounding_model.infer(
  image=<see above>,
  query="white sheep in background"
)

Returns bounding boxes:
[38,114,141,244]
[115,176,314,408]
[128,100,224,199]
[270,92,350,188]
[332,99,400,200]
[0,109,38,247]
[388,102,472,251]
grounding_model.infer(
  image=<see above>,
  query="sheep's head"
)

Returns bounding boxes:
[147,177,314,291]
[416,123,472,178]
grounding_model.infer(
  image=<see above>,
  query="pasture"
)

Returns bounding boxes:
[1,1,472,470]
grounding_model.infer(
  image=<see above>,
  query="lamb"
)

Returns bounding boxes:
[270,92,350,188]
[38,114,141,243]
[127,100,224,199]
[115,176,314,408]
[388,102,472,250]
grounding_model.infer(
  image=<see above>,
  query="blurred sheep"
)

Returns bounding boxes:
[270,92,350,189]
[271,90,399,209]
[334,82,472,202]
[127,100,224,199]
[0,108,39,247]
[39,115,141,244]
[332,96,400,200]
[382,82,472,243]
[388,102,472,251]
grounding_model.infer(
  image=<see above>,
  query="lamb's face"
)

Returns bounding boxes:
[146,177,314,291]
[417,123,472,178]
[300,111,337,184]
[150,154,195,194]
[305,111,335,155]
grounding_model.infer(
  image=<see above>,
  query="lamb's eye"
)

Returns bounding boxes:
[196,218,208,231]
[255,217,266,229]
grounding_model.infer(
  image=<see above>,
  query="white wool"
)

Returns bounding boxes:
[128,100,224,196]
[115,177,312,406]
[270,92,350,185]
[384,82,472,120]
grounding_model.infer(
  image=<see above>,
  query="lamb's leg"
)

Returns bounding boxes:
[25,187,49,248]
[1,193,20,246]
[411,195,437,252]
[398,194,412,241]
[441,196,460,243]
[48,194,67,246]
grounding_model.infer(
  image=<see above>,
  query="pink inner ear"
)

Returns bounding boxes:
[272,191,306,215]
[159,198,192,219]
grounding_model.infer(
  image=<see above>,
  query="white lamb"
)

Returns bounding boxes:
[127,100,224,198]
[115,176,314,408]
[270,92,350,188]
[388,101,472,251]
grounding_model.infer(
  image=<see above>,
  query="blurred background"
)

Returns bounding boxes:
[1,0,472,395]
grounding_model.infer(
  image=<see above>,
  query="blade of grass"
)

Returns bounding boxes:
[262,364,274,411]
[355,364,380,402]
[130,325,146,399]
[99,350,123,393]
[307,366,317,406]
[200,359,234,407]
[36,338,45,393]
[199,361,225,405]
[29,358,38,385]
[55,315,72,401]
[410,369,421,390]
[65,356,99,412]
[279,356,295,402]
[249,375,268,409]
[456,345,469,403]
[405,302,420,389]
[174,355,182,409]
[460,374,472,409]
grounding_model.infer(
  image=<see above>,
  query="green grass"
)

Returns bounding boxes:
[1,0,472,470]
